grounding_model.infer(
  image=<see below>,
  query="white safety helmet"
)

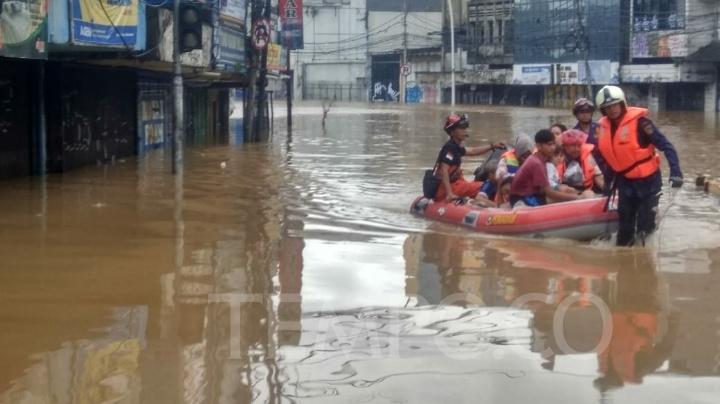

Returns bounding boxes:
[595,85,627,114]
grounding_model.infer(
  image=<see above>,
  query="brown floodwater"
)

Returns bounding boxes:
[1,103,719,403]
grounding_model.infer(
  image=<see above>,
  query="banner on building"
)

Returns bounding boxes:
[71,0,139,46]
[220,0,245,23]
[0,0,48,58]
[632,32,688,59]
[512,64,552,85]
[578,61,620,85]
[216,23,246,72]
[554,63,579,85]
[280,0,303,50]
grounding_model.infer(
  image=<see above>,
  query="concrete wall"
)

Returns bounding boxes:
[296,0,369,100]
[368,11,442,53]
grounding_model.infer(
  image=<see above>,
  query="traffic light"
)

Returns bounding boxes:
[179,2,203,53]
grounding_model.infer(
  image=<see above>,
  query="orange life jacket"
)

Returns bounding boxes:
[556,143,597,190]
[597,107,660,179]
[598,312,657,384]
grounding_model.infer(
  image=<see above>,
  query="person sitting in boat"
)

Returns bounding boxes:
[547,147,581,202]
[495,133,534,183]
[550,123,568,145]
[474,161,499,207]
[433,114,504,202]
[497,176,513,209]
[557,129,605,195]
[509,129,581,208]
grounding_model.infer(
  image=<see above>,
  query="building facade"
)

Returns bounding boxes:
[292,0,369,102]
[622,0,720,113]
[0,0,249,179]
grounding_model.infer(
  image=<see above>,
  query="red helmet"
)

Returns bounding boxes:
[444,114,469,134]
[561,129,588,146]
[572,98,596,115]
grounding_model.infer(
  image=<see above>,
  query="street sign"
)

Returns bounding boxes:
[252,19,271,50]
[401,63,412,76]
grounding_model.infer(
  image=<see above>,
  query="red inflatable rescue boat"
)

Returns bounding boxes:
[411,196,619,241]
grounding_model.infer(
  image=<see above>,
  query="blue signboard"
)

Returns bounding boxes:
[217,24,246,72]
[71,0,139,46]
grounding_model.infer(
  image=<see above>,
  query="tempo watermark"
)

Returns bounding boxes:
[209,291,614,362]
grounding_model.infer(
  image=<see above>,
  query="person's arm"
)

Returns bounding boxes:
[594,173,605,191]
[465,142,505,156]
[496,158,509,182]
[545,186,579,202]
[439,163,458,201]
[638,118,683,186]
[474,193,497,207]
[587,155,605,191]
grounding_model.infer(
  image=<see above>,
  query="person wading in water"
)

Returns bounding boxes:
[595,86,683,246]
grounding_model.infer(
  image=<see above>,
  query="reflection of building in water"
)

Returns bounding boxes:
[663,252,720,377]
[0,307,147,404]
[149,150,304,403]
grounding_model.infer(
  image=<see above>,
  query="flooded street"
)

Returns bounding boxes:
[1,103,720,403]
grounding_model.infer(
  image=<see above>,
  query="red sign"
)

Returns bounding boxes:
[279,0,303,50]
[252,19,271,50]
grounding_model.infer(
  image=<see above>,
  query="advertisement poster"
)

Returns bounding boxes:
[512,64,552,85]
[71,0,138,46]
[279,0,303,50]
[220,0,245,23]
[632,32,688,58]
[216,23,246,72]
[267,42,287,71]
[555,63,579,85]
[0,0,48,58]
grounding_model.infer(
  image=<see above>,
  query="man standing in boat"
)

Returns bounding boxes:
[433,114,504,202]
[595,86,683,247]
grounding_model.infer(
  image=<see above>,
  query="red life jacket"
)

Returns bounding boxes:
[598,107,660,179]
[556,143,597,190]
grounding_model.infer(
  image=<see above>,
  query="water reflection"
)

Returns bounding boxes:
[403,232,718,396]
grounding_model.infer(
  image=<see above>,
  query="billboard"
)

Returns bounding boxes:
[512,64,552,85]
[0,0,48,58]
[71,0,139,46]
[632,32,688,59]
[220,0,245,23]
[279,0,302,50]
[216,22,245,72]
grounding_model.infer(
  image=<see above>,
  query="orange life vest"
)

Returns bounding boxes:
[556,144,597,190]
[598,107,660,179]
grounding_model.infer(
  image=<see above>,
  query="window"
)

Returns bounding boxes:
[479,21,485,44]
[488,20,494,44]
[633,0,685,31]
[497,20,503,42]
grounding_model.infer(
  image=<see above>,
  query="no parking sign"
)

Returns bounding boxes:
[252,19,272,50]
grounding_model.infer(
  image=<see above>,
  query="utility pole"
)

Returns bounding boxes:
[401,0,408,104]
[447,0,456,109]
[287,50,293,132]
[172,0,184,174]
[254,0,272,141]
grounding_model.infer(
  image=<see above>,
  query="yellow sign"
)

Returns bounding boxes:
[73,0,139,46]
[267,43,282,70]
[486,214,518,226]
